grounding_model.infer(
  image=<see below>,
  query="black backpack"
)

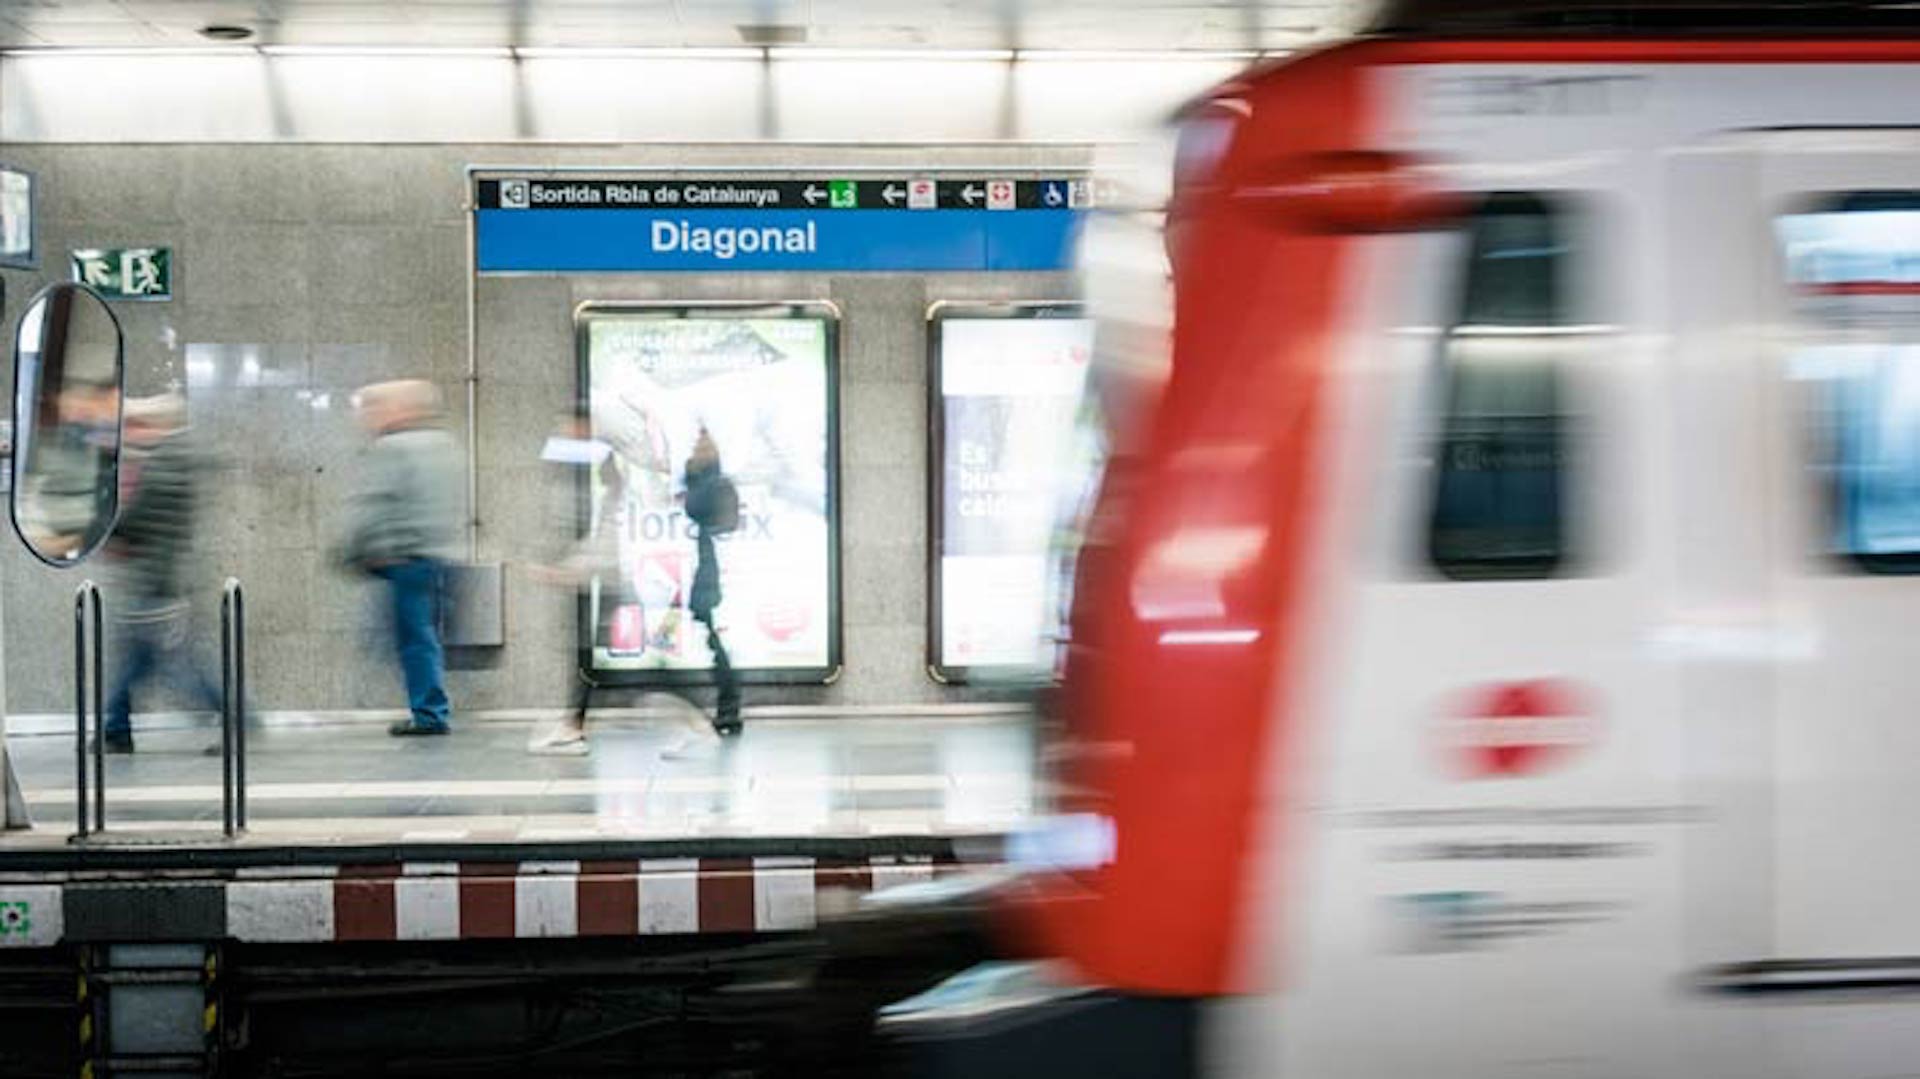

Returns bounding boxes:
[691,471,740,536]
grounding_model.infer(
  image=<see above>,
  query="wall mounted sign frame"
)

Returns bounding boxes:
[574,301,843,687]
[475,173,1089,274]
[927,300,1095,685]
[70,247,171,302]
[0,165,36,271]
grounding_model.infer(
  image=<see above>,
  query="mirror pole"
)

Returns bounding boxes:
[90,583,104,834]
[72,583,90,841]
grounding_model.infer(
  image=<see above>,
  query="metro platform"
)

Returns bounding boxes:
[0,708,1034,950]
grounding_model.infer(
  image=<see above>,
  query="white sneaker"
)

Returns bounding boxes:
[526,723,589,756]
[658,728,720,761]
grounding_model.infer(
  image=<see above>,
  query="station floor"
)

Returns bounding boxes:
[0,703,1040,850]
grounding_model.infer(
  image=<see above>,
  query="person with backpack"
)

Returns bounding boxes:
[683,428,742,735]
[525,422,741,755]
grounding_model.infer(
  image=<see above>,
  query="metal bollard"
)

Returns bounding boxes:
[92,585,103,834]
[220,579,247,836]
[71,581,104,840]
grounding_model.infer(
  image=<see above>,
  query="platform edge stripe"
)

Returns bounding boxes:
[697,859,755,934]
[518,861,581,876]
[402,862,461,877]
[579,860,640,877]
[337,864,405,879]
[233,866,340,880]
[395,878,461,940]
[869,858,936,891]
[638,870,698,934]
[638,858,701,874]
[459,876,516,938]
[64,882,226,942]
[812,861,871,921]
[0,883,62,947]
[333,878,398,941]
[576,870,640,936]
[814,861,875,893]
[515,875,579,937]
[226,881,332,943]
[753,866,817,933]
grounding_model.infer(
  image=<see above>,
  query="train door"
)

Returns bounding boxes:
[1244,169,1693,1077]
[1741,130,1920,1077]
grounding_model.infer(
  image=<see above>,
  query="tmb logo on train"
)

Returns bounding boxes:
[1439,679,1597,779]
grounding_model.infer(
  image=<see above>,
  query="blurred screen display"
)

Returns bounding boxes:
[0,166,32,268]
[934,312,1095,676]
[583,311,836,676]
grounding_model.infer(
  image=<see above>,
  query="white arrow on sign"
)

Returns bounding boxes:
[962,184,983,205]
[883,184,904,205]
[803,184,826,204]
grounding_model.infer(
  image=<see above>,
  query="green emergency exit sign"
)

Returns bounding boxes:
[71,246,171,301]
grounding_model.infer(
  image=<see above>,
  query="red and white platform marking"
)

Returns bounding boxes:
[223,855,956,943]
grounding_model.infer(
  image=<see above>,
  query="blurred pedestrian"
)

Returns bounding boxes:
[101,393,220,754]
[683,428,742,735]
[339,380,461,737]
[525,415,623,756]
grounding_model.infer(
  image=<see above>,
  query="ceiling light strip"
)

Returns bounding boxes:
[1013,49,1259,62]
[0,46,261,58]
[510,47,764,60]
[764,47,1017,61]
[260,45,513,58]
[0,45,1270,62]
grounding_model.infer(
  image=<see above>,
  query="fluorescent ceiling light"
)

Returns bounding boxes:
[511,46,763,60]
[260,45,513,58]
[1014,49,1257,62]
[0,46,259,58]
[766,47,1015,61]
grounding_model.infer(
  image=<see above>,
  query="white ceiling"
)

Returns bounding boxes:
[0,0,1366,51]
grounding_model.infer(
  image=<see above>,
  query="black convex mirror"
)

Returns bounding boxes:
[10,282,123,567]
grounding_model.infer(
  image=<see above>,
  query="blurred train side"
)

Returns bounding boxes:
[1021,36,1920,1079]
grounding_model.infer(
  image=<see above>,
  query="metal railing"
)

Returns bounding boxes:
[69,579,251,841]
[220,578,247,836]
[71,581,103,841]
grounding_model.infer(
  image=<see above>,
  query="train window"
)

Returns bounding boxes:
[1779,192,1920,573]
[1426,192,1578,581]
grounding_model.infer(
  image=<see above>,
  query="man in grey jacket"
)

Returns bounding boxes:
[102,394,221,753]
[341,380,461,736]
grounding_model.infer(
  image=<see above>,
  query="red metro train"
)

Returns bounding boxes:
[862,4,1920,1079]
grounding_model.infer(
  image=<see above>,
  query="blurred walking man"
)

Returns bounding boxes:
[102,393,219,753]
[340,380,461,737]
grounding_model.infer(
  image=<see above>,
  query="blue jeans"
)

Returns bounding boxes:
[105,607,222,738]
[374,560,450,730]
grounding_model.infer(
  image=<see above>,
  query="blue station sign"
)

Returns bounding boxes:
[474,177,1090,274]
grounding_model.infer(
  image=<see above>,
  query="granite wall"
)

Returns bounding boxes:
[0,142,1085,716]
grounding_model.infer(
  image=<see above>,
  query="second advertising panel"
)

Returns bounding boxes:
[930,303,1098,682]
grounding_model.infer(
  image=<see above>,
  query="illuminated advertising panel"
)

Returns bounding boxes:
[930,304,1095,682]
[578,304,840,683]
